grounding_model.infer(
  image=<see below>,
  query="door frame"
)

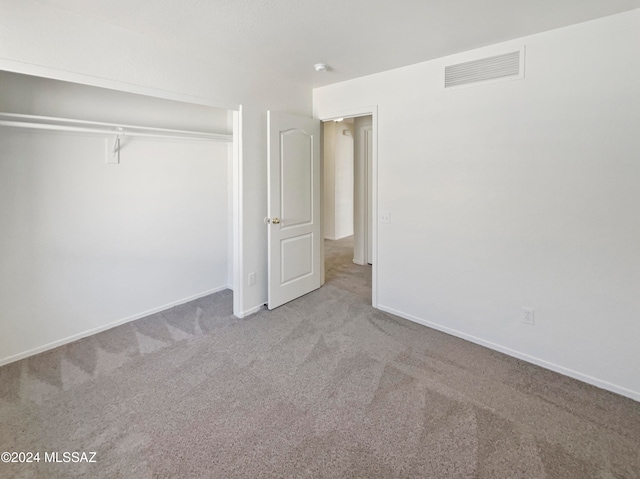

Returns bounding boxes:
[231,107,243,317]
[318,106,378,308]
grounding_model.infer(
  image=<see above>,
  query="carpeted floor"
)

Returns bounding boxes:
[1,236,639,478]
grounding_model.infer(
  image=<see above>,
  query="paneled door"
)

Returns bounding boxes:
[266,111,321,309]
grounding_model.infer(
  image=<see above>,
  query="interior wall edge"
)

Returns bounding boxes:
[377,304,640,403]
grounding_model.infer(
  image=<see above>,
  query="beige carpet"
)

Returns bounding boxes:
[1,236,639,478]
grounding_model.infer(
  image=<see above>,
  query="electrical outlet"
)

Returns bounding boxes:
[248,272,256,286]
[380,211,391,224]
[522,307,534,325]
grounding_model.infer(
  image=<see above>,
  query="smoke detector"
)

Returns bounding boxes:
[314,63,329,72]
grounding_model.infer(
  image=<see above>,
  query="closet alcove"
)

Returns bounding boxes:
[0,71,233,365]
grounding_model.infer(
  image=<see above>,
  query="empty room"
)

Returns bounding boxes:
[1,1,639,477]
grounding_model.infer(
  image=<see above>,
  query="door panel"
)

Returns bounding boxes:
[281,234,313,284]
[267,111,321,309]
[281,129,313,228]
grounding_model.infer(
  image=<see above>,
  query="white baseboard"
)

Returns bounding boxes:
[377,304,640,403]
[324,234,354,241]
[235,303,265,318]
[0,285,229,367]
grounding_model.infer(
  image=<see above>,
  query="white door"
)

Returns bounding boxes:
[267,111,321,309]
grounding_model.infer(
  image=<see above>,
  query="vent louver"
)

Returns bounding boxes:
[445,50,523,89]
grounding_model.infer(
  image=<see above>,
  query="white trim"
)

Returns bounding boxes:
[232,108,244,317]
[0,57,238,110]
[317,106,378,308]
[235,303,265,319]
[319,121,325,286]
[324,234,353,241]
[0,286,229,368]
[377,304,640,403]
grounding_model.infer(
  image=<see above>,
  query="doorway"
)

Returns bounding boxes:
[322,113,374,301]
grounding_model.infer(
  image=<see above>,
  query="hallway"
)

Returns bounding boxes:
[324,236,371,303]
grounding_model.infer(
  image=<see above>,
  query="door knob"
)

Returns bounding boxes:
[265,217,281,224]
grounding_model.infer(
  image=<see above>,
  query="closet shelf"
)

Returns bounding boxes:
[0,112,232,143]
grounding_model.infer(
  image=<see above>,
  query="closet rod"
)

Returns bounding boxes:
[0,112,232,143]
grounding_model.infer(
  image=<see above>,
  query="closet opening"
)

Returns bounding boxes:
[0,70,234,365]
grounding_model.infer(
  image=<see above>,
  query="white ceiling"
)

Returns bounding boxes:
[34,0,640,89]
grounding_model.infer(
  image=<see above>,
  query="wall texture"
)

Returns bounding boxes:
[314,10,640,400]
[0,73,230,364]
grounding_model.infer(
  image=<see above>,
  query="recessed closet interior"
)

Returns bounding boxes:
[0,71,232,364]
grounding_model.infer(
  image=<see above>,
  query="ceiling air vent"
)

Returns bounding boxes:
[445,48,524,89]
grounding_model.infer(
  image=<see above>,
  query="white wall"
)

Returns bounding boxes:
[0,0,312,319]
[323,120,354,240]
[314,10,640,401]
[353,116,373,265]
[0,73,230,364]
[334,121,355,240]
[323,121,337,240]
